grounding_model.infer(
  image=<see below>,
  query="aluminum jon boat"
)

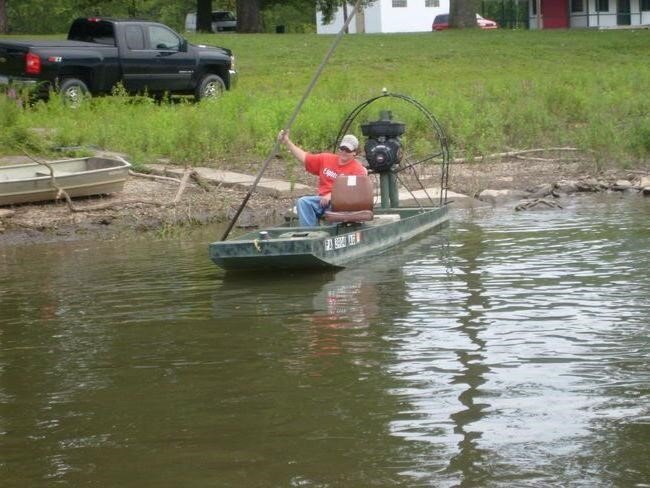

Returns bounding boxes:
[0,156,131,206]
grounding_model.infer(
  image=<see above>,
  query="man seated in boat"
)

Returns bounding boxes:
[278,130,368,226]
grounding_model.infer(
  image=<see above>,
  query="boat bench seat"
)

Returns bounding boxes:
[279,231,330,239]
[35,171,71,177]
[366,213,401,225]
[324,175,374,224]
[324,210,374,223]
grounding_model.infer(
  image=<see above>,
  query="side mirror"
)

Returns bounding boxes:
[180,39,188,52]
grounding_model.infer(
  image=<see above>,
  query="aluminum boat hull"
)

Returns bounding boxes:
[0,156,131,206]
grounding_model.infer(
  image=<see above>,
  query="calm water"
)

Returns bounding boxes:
[1,194,649,487]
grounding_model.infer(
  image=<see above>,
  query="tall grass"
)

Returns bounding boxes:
[1,28,648,170]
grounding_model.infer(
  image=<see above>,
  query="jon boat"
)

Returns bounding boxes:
[209,92,452,271]
[0,156,131,206]
[209,202,449,271]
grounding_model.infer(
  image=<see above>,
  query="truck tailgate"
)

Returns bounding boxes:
[0,40,114,78]
[0,43,30,77]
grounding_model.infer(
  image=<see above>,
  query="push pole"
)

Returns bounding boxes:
[220,0,363,241]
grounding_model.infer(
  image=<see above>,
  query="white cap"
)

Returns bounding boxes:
[339,134,359,151]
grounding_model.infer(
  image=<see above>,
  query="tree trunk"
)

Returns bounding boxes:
[355,3,365,33]
[236,0,262,33]
[0,0,7,34]
[450,0,479,28]
[197,0,213,32]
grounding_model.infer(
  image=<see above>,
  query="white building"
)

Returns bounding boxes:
[316,0,449,34]
[528,0,650,28]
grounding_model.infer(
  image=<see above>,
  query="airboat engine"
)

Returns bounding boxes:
[335,90,450,209]
[361,110,405,207]
[361,110,405,173]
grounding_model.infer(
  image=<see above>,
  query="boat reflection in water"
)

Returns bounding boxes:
[208,251,420,484]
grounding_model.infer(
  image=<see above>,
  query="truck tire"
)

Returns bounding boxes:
[195,74,225,101]
[59,78,90,107]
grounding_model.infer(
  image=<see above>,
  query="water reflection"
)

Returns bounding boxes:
[209,263,419,485]
[445,223,491,487]
[1,195,648,487]
[306,269,382,367]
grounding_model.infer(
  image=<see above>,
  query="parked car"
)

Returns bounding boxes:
[185,11,237,33]
[0,17,237,104]
[432,13,498,31]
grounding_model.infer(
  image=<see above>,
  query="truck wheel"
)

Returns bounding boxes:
[196,74,225,101]
[59,78,90,108]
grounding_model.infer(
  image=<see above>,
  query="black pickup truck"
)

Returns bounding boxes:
[0,17,237,104]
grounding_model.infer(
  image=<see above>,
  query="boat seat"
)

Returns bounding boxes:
[35,171,71,177]
[324,175,374,223]
[366,213,401,225]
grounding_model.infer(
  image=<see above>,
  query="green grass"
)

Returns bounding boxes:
[1,28,649,170]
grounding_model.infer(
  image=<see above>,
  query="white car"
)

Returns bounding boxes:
[185,11,237,33]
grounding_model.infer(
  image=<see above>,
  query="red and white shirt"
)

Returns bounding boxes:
[304,153,367,196]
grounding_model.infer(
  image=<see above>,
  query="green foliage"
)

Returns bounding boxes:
[0,92,42,153]
[481,0,529,29]
[316,0,374,25]
[5,0,196,33]
[1,28,648,170]
[262,3,316,33]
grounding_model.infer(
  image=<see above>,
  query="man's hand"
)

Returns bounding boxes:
[320,194,331,207]
[278,129,307,164]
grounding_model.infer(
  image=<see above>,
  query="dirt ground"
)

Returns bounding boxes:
[0,153,647,245]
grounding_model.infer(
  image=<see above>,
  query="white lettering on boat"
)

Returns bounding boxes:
[324,232,361,252]
[347,233,357,246]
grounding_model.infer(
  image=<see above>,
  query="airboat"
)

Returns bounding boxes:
[209,91,451,271]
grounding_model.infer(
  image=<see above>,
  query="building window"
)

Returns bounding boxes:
[531,0,536,14]
[392,0,407,7]
[641,0,650,11]
[425,0,440,6]
[596,0,609,11]
[571,0,584,11]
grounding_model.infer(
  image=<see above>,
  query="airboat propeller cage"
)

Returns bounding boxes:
[335,91,451,209]
[361,110,405,173]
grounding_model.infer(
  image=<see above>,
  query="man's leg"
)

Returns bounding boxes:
[296,196,324,226]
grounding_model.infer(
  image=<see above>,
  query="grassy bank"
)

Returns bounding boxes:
[1,28,649,171]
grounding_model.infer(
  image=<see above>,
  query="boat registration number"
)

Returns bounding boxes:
[324,232,361,251]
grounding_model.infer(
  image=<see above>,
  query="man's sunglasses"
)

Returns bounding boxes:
[339,146,354,153]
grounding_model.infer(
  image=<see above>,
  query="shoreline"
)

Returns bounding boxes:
[1,157,648,246]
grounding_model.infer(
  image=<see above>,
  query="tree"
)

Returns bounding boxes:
[0,0,7,34]
[236,0,262,32]
[317,0,371,25]
[449,0,480,28]
[197,0,213,31]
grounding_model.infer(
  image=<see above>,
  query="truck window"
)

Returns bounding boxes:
[147,25,181,51]
[125,25,145,50]
[68,19,116,46]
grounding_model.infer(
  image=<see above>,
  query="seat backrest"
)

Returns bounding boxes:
[324,175,374,224]
[330,175,374,212]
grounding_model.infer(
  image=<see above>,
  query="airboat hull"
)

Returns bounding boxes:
[209,205,449,271]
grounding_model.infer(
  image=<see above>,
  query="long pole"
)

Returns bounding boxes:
[220,0,362,241]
